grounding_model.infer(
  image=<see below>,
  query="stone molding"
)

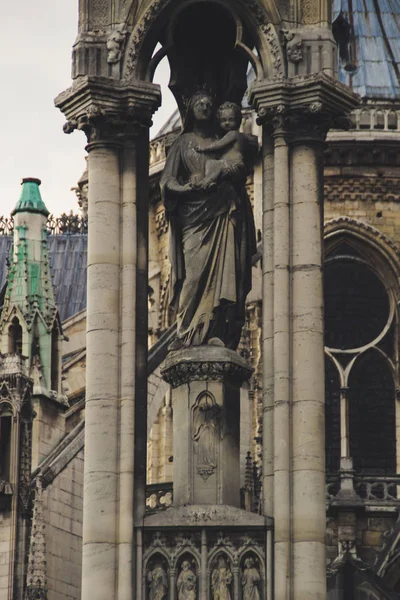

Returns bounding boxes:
[144,504,269,529]
[161,346,253,388]
[325,175,400,203]
[55,76,161,143]
[325,141,400,168]
[324,216,400,261]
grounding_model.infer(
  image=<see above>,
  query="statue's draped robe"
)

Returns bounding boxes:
[161,132,256,349]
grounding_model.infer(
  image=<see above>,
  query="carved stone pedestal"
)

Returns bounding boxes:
[161,346,253,508]
[137,348,271,600]
[141,506,272,600]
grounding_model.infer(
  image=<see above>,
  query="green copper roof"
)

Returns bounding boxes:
[12,178,49,217]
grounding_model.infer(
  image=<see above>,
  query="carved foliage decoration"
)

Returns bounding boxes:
[192,392,220,481]
[301,0,319,25]
[19,417,33,515]
[25,476,48,600]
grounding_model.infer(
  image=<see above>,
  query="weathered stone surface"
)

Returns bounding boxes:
[144,504,269,528]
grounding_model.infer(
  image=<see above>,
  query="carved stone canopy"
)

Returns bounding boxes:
[158,2,253,114]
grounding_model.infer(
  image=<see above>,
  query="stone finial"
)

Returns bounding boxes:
[12,178,49,218]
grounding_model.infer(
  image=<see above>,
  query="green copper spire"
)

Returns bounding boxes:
[12,178,49,217]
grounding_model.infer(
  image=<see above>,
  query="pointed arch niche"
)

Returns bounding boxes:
[324,218,400,477]
[123,0,284,111]
[8,317,23,355]
[0,402,13,485]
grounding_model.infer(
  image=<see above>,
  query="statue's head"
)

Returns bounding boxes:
[217,555,227,568]
[184,91,215,131]
[216,102,242,132]
[244,557,255,568]
[181,561,190,570]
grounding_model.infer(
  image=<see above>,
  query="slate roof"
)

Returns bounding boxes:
[333,0,400,98]
[0,234,87,323]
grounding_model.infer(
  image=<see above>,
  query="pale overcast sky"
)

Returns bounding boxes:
[1,0,175,218]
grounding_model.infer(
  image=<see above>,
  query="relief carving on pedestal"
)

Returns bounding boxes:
[241,556,261,600]
[147,561,168,600]
[192,392,221,481]
[177,559,197,600]
[211,554,233,600]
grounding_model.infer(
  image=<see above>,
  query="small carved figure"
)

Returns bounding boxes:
[107,28,126,63]
[282,29,303,64]
[241,557,261,600]
[177,560,197,600]
[193,394,220,480]
[211,555,232,600]
[195,102,253,190]
[147,563,168,600]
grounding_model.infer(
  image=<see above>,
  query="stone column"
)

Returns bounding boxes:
[290,121,326,600]
[272,124,291,600]
[250,74,358,600]
[84,137,121,598]
[55,78,160,600]
[261,132,275,519]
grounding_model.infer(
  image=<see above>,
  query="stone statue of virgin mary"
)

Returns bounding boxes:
[160,91,256,351]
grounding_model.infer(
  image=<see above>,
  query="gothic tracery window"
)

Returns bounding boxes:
[324,235,398,475]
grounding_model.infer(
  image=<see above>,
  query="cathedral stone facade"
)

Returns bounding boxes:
[1,0,400,599]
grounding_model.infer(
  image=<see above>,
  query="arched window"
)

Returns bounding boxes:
[325,356,341,473]
[8,317,22,354]
[348,351,395,473]
[324,233,398,476]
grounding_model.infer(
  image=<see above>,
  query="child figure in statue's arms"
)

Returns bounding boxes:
[194,101,255,190]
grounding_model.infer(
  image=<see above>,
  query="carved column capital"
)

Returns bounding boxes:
[161,346,253,389]
[249,73,358,144]
[55,76,161,144]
